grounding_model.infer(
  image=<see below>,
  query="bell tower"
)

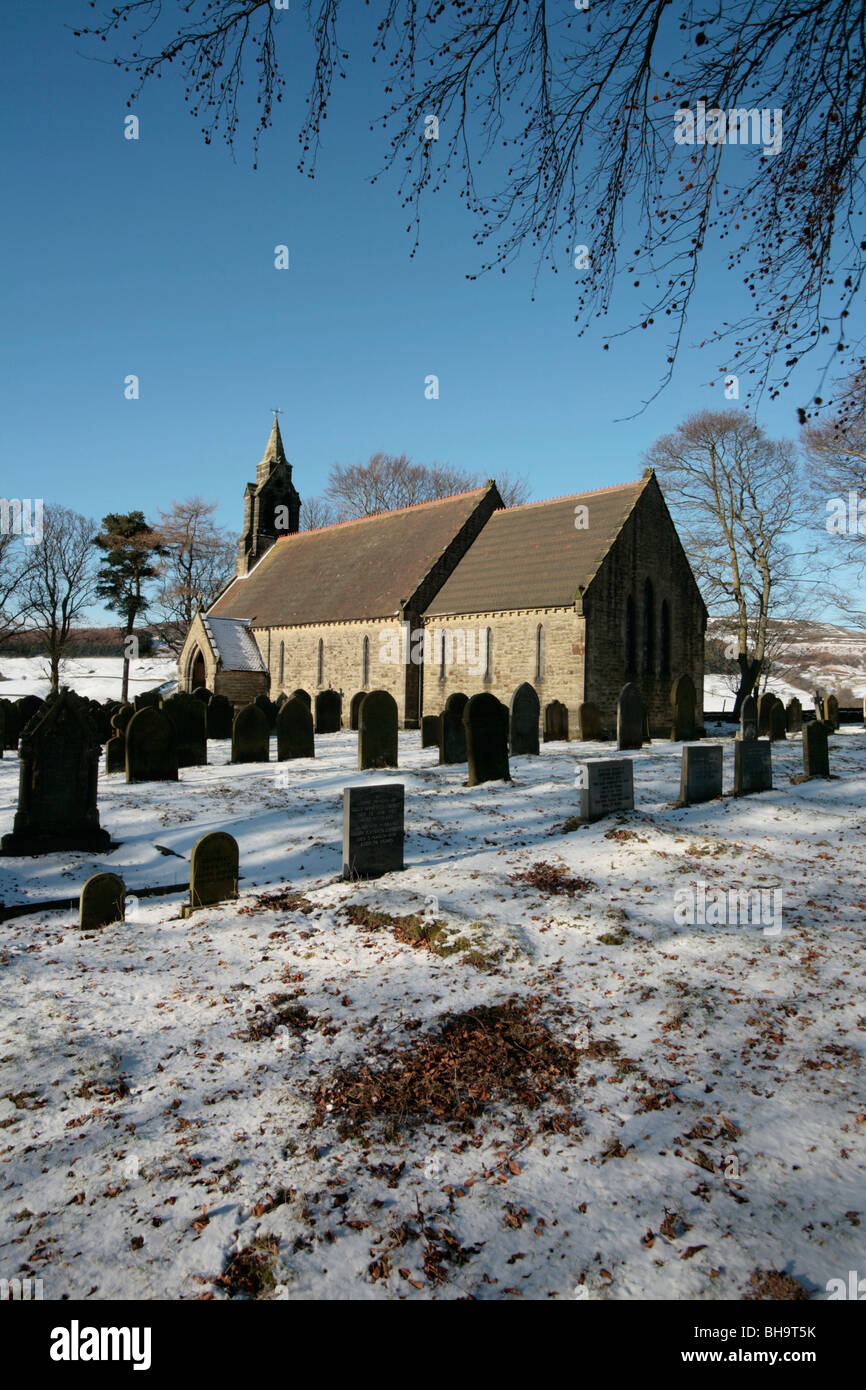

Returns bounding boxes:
[237,415,301,576]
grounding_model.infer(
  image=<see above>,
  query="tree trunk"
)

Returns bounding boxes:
[731,655,761,720]
[49,647,61,693]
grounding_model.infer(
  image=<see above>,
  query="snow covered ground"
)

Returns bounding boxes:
[0,727,863,1301]
[0,656,178,703]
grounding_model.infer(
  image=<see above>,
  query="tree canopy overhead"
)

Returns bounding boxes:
[78,1,866,411]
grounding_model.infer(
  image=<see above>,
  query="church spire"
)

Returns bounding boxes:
[260,415,288,469]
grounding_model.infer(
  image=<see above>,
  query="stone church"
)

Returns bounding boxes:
[178,419,707,736]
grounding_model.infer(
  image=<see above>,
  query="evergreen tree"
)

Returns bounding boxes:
[94,512,166,703]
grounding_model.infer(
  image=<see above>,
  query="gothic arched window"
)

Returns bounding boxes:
[642,578,655,674]
[484,627,493,681]
[317,638,324,687]
[535,624,545,681]
[660,600,671,679]
[362,635,370,686]
[278,641,285,687]
[625,595,636,675]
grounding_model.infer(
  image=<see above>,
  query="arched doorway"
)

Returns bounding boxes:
[190,648,206,691]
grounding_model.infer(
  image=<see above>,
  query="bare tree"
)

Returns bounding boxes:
[152,498,237,653]
[300,495,337,531]
[0,531,35,648]
[25,507,98,692]
[645,410,806,718]
[323,452,527,517]
[77,2,866,408]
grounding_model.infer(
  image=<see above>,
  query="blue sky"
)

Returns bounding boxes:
[0,2,858,620]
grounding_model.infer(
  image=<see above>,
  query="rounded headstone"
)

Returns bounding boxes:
[79,872,125,930]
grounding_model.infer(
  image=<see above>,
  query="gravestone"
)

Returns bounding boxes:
[464,692,510,786]
[349,691,366,731]
[1,689,111,854]
[578,701,601,741]
[825,694,840,730]
[126,706,179,783]
[509,683,540,756]
[769,703,787,741]
[786,697,803,734]
[276,695,315,760]
[617,683,644,751]
[342,783,404,879]
[359,690,399,770]
[421,714,440,748]
[543,700,569,742]
[192,686,212,705]
[578,759,634,822]
[104,725,126,774]
[231,703,270,763]
[291,689,312,709]
[737,694,757,741]
[134,689,161,712]
[679,744,723,806]
[439,692,468,764]
[0,697,12,750]
[185,831,239,912]
[16,695,45,734]
[803,721,830,778]
[79,872,125,930]
[275,692,288,711]
[733,739,772,796]
[255,693,276,730]
[670,674,698,741]
[206,693,233,740]
[3,698,23,750]
[163,692,207,768]
[315,689,342,733]
[757,692,777,737]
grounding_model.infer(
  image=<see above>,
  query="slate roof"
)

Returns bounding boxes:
[202,616,267,673]
[424,478,647,616]
[209,488,494,628]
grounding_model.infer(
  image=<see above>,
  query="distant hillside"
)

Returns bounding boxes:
[706,617,866,705]
[0,627,157,658]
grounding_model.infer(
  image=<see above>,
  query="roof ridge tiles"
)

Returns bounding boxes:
[494,478,644,512]
[278,485,489,540]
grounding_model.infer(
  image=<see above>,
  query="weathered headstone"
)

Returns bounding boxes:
[0,702,4,759]
[578,701,601,741]
[803,721,830,778]
[757,691,777,737]
[184,831,239,912]
[104,730,125,774]
[192,686,212,704]
[617,683,645,751]
[509,683,540,756]
[359,690,399,770]
[670,674,698,741]
[825,694,840,730]
[421,714,440,748]
[291,689,312,709]
[1,690,111,854]
[679,744,723,806]
[206,693,233,740]
[79,872,125,930]
[0,697,12,750]
[231,703,270,763]
[577,759,634,822]
[738,694,757,741]
[349,691,366,731]
[162,692,207,768]
[276,695,315,760]
[786,697,803,734]
[769,703,787,741]
[733,739,772,796]
[255,693,276,730]
[126,706,179,783]
[133,689,161,712]
[315,689,342,733]
[439,692,468,764]
[3,698,23,750]
[543,700,569,742]
[464,692,510,786]
[342,783,404,879]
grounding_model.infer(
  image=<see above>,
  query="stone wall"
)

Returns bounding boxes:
[421,608,585,728]
[583,475,706,736]
[254,619,411,725]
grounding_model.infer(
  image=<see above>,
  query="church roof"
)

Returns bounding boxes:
[202,616,267,673]
[424,477,648,616]
[209,487,494,627]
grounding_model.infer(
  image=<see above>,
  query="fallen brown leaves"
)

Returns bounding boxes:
[743,1267,812,1301]
[509,862,595,896]
[311,997,578,1136]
